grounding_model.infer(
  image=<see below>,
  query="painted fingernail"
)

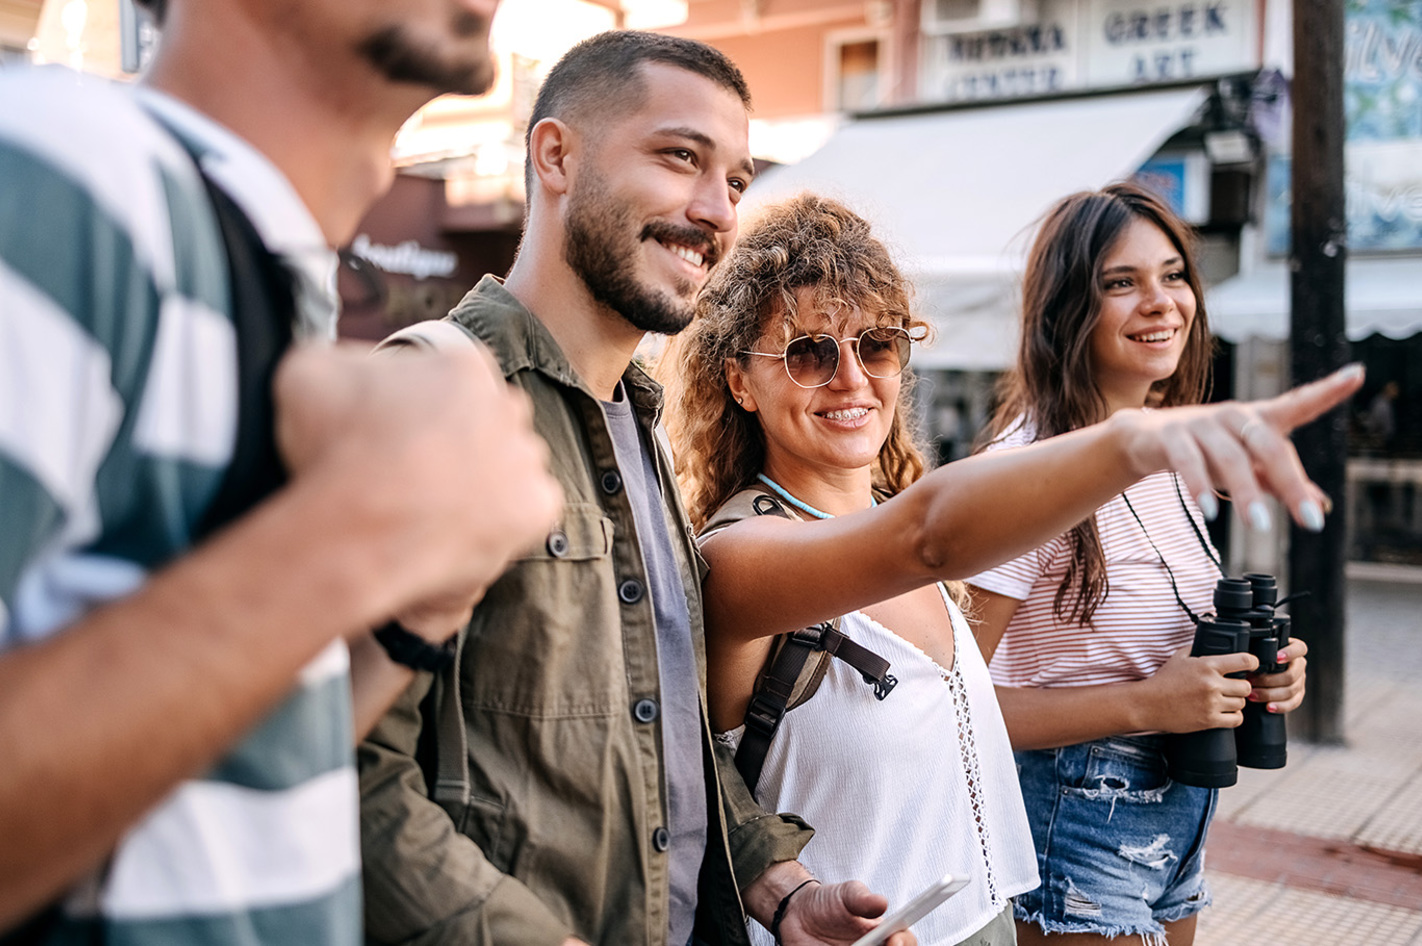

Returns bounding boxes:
[1267,703,1280,714]
[1338,363,1365,382]
[1196,491,1219,521]
[1248,501,1273,532]
[1300,499,1325,533]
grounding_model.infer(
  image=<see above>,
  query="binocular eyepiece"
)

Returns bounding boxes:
[1165,573,1291,788]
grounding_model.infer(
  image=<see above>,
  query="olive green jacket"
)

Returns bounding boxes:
[358,277,812,946]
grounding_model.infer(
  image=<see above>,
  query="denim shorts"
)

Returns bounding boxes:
[1012,735,1217,943]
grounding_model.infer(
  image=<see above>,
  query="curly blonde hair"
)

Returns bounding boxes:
[661,193,932,533]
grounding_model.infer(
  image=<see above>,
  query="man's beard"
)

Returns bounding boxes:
[359,12,495,96]
[563,172,717,336]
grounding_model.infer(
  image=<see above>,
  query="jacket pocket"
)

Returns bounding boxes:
[519,502,614,563]
[466,502,622,718]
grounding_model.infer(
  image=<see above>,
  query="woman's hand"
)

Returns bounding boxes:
[744,863,916,946]
[1113,363,1364,532]
[1248,636,1309,714]
[1136,645,1258,733]
[779,881,917,946]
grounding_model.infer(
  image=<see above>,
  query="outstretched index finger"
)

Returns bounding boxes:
[1257,363,1365,434]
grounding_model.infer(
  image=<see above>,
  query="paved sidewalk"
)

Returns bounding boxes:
[1196,578,1422,945]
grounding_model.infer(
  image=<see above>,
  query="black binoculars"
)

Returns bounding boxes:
[1165,573,1291,788]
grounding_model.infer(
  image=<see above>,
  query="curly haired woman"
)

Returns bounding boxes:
[659,193,1358,946]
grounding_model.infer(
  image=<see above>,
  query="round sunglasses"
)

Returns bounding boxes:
[742,326,915,389]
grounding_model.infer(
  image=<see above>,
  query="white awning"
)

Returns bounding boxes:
[909,272,1021,371]
[742,85,1211,369]
[1207,257,1422,341]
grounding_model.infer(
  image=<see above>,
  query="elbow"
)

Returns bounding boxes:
[910,509,966,579]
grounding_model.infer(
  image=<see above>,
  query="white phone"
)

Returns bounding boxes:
[848,873,970,946]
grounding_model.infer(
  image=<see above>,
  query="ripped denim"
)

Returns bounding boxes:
[1012,735,1217,944]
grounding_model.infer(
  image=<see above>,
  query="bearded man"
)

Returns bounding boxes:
[357,29,915,946]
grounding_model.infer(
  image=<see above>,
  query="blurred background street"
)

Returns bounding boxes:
[4,0,1419,940]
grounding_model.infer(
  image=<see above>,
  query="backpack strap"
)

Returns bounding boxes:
[708,488,898,797]
[192,169,295,539]
[375,318,478,354]
[373,318,482,824]
[429,627,471,825]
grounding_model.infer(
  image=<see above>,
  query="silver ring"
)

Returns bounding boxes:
[1239,419,1266,445]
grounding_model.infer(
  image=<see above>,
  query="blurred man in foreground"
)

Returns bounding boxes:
[0,0,560,941]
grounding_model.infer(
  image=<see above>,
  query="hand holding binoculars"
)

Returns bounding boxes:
[1165,573,1293,788]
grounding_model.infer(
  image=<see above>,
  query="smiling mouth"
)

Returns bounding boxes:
[821,408,869,421]
[1129,328,1177,343]
[662,241,706,269]
[643,221,717,272]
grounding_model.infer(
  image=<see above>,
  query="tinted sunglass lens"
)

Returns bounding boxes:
[858,328,910,378]
[784,335,840,386]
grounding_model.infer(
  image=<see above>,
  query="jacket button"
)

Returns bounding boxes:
[546,530,570,557]
[652,826,670,852]
[618,579,644,604]
[601,469,623,494]
[632,698,659,723]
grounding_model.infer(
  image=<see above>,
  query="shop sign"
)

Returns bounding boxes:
[350,233,460,280]
[1265,0,1422,254]
[920,4,1078,102]
[919,0,1256,102]
[1266,145,1422,256]
[1083,0,1255,87]
[1135,152,1210,223]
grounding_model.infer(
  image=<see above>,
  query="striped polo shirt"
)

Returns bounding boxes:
[0,66,357,944]
[968,417,1223,689]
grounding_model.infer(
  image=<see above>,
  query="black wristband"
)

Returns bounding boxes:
[372,620,456,673]
[769,878,819,945]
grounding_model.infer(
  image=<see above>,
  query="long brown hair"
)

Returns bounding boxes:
[979,182,1214,625]
[662,193,931,533]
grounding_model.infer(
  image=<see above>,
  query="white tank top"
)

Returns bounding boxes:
[718,588,1038,945]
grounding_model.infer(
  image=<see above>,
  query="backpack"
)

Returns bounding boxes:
[702,488,898,798]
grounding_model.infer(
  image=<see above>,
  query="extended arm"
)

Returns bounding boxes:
[701,366,1363,646]
[0,345,560,931]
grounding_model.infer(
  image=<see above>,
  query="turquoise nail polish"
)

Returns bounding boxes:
[1248,501,1272,532]
[1300,499,1325,533]
[1196,491,1219,521]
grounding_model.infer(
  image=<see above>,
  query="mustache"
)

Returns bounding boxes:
[451,10,488,37]
[640,222,719,268]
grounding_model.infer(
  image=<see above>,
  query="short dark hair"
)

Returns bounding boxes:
[132,0,166,25]
[523,30,750,193]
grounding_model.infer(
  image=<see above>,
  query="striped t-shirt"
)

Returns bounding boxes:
[0,66,357,944]
[967,418,1222,689]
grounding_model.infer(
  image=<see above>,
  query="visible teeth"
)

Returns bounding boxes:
[667,243,704,267]
[824,408,868,421]
[1131,330,1175,342]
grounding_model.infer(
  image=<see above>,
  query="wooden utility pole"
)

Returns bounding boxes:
[1289,0,1349,744]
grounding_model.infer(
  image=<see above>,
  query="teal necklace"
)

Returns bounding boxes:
[756,473,876,520]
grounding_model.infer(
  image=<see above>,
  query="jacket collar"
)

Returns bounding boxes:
[450,275,665,417]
